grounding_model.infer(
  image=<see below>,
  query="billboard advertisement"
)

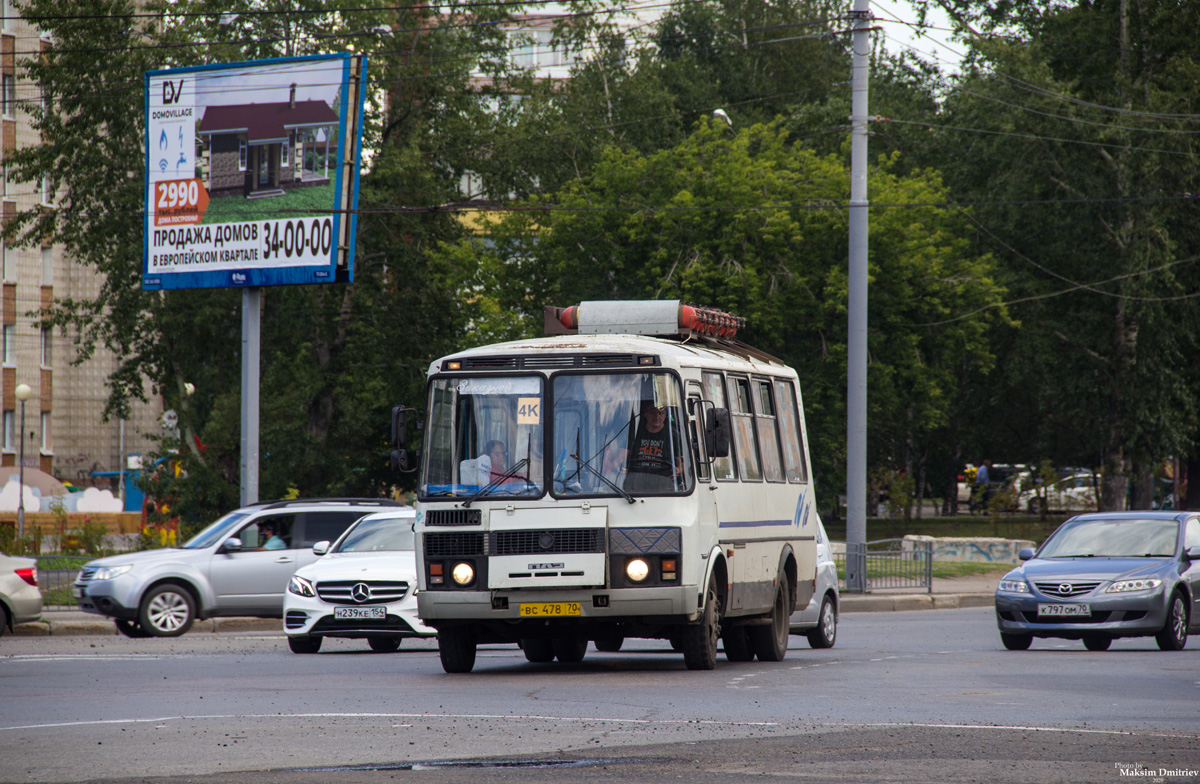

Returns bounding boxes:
[143,54,367,290]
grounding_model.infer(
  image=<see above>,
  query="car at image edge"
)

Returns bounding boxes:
[787,516,838,648]
[283,508,435,653]
[995,511,1200,651]
[73,498,404,637]
[0,551,42,640]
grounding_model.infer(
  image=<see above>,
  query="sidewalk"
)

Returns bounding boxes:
[11,577,999,637]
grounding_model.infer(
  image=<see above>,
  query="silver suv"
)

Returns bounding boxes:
[73,498,404,637]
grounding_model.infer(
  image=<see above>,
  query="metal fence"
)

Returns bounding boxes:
[35,556,91,611]
[834,538,932,593]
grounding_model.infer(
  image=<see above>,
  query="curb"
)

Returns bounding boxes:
[11,617,283,637]
[840,592,994,613]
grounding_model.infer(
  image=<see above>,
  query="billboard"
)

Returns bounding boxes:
[143,54,367,290]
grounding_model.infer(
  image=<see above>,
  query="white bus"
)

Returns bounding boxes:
[394,300,819,672]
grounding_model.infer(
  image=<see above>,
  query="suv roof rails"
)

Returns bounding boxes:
[243,498,406,511]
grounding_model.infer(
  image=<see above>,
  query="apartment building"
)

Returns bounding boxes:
[0,5,161,491]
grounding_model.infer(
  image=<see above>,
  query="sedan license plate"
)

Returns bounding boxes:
[519,602,581,618]
[1037,603,1090,617]
[334,606,386,620]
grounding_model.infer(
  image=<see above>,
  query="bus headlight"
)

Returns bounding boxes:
[452,562,475,586]
[625,558,650,583]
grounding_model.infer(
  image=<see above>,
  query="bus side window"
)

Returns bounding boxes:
[774,378,808,483]
[754,379,785,483]
[702,372,736,481]
[727,375,762,482]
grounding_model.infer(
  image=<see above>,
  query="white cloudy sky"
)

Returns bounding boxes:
[868,0,966,73]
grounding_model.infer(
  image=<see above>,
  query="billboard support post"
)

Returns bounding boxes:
[240,287,260,506]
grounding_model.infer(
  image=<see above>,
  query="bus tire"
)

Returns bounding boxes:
[594,637,624,652]
[438,627,477,673]
[722,625,754,662]
[553,636,588,663]
[750,582,789,662]
[682,577,721,670]
[521,637,554,663]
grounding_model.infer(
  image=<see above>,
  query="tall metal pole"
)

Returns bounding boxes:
[845,0,871,592]
[240,287,260,506]
[17,398,26,538]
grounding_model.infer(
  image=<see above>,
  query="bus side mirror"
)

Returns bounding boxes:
[705,408,731,458]
[390,406,420,473]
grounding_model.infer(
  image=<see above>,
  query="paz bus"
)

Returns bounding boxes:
[393,300,819,672]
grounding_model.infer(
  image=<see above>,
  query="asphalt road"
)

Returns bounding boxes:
[2,607,1198,784]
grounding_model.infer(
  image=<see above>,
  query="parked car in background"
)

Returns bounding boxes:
[995,512,1200,651]
[284,508,435,653]
[0,551,42,639]
[788,517,838,648]
[1018,472,1098,514]
[73,498,404,637]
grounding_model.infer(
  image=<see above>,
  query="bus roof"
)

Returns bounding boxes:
[428,333,792,377]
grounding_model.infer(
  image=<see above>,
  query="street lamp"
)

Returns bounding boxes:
[14,383,31,538]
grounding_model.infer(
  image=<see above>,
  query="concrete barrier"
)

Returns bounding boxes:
[902,535,1034,565]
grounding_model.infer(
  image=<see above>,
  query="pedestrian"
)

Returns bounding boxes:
[974,459,992,513]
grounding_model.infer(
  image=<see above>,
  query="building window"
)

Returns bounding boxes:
[238,138,247,171]
[40,411,50,452]
[1,243,12,281]
[2,74,15,119]
[41,175,52,204]
[281,134,290,167]
[40,246,52,284]
[2,324,14,365]
[2,410,12,451]
[40,326,51,367]
[1,161,7,198]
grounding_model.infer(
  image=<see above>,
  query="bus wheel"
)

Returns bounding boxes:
[521,637,554,663]
[750,582,789,662]
[682,577,721,670]
[553,636,588,663]
[438,627,477,673]
[594,637,624,652]
[723,625,754,662]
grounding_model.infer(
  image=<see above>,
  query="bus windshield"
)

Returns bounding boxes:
[551,372,693,498]
[421,375,546,498]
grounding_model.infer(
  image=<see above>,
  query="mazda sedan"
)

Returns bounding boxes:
[995,512,1200,651]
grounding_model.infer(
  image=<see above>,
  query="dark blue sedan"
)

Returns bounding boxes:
[995,512,1200,651]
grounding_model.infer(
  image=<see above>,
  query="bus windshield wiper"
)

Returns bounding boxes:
[463,458,531,507]
[572,451,636,504]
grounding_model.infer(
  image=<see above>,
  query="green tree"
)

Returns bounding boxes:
[432,119,1007,513]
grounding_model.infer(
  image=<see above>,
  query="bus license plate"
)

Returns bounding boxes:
[1037,603,1090,617]
[519,602,581,617]
[334,606,386,620]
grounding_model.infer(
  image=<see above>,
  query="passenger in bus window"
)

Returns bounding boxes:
[624,400,685,493]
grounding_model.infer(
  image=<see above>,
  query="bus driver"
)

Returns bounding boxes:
[623,399,685,494]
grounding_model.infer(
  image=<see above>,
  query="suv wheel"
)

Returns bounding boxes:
[138,584,195,637]
[288,635,322,654]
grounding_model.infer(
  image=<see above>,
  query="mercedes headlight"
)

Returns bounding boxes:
[288,575,316,597]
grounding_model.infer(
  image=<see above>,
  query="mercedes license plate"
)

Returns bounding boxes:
[1037,603,1090,617]
[334,606,386,620]
[519,602,581,617]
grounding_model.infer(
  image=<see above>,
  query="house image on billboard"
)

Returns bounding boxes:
[197,84,339,199]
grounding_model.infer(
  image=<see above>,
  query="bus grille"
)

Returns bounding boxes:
[424,532,486,558]
[425,509,482,526]
[491,529,603,555]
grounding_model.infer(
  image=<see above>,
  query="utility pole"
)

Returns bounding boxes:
[845,0,871,592]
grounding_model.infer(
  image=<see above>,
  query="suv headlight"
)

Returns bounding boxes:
[1105,578,1162,593]
[92,565,132,581]
[288,575,316,597]
[998,579,1029,593]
